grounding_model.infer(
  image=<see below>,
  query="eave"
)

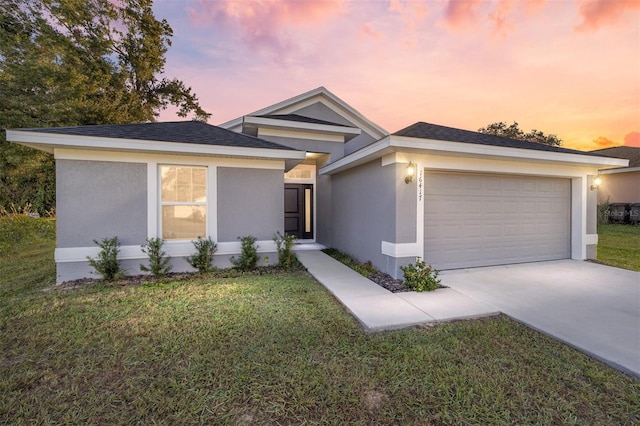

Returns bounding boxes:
[320,135,630,175]
[6,130,307,162]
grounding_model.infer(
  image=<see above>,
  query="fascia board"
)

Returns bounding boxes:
[320,136,392,175]
[390,136,630,168]
[320,134,629,175]
[243,115,362,136]
[599,166,640,174]
[7,130,306,161]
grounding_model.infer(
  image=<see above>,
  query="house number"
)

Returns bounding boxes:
[418,169,423,202]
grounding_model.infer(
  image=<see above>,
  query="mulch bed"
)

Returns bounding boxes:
[368,272,412,293]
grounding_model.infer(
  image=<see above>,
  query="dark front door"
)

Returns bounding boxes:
[284,184,313,239]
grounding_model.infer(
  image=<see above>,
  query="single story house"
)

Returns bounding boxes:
[7,87,628,283]
[589,146,640,205]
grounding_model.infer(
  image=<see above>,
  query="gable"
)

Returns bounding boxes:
[290,102,356,128]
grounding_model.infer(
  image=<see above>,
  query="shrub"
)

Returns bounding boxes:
[231,235,260,271]
[321,248,377,277]
[400,257,441,292]
[273,231,300,270]
[87,236,124,281]
[140,237,172,277]
[188,237,217,273]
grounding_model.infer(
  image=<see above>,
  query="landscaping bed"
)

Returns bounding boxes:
[321,248,412,293]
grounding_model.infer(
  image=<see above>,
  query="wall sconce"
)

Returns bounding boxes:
[591,176,602,191]
[405,161,415,184]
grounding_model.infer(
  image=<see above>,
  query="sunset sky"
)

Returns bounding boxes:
[152,0,640,151]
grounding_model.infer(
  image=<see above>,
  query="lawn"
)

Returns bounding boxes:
[597,224,640,271]
[1,216,639,425]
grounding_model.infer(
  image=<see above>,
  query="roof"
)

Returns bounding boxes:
[220,86,388,138]
[16,121,294,151]
[589,146,640,168]
[258,114,349,127]
[393,122,599,156]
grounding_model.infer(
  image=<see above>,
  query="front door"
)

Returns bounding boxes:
[284,184,313,240]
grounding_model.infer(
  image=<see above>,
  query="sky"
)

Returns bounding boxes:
[152,0,640,151]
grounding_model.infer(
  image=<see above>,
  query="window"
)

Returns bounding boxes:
[160,165,207,240]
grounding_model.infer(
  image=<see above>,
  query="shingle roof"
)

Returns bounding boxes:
[258,114,351,127]
[589,146,640,167]
[18,121,295,151]
[393,122,598,156]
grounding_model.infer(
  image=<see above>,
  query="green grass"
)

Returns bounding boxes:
[597,224,640,271]
[1,216,639,424]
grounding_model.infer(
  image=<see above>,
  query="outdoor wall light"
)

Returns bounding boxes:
[591,176,602,191]
[405,161,415,184]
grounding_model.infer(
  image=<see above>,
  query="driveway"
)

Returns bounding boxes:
[440,260,640,378]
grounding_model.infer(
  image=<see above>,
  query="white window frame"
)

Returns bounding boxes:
[158,164,208,241]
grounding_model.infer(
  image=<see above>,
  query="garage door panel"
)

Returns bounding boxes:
[424,172,570,270]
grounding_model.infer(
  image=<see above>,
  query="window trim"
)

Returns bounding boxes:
[158,164,209,241]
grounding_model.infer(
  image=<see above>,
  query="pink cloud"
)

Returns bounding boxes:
[187,0,346,53]
[592,136,618,148]
[442,0,482,30]
[489,0,515,37]
[624,131,640,147]
[387,0,430,47]
[576,0,640,31]
[359,23,383,41]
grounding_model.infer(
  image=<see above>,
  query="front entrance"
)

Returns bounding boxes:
[284,184,313,239]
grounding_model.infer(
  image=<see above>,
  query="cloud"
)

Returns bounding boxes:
[187,0,347,54]
[624,131,640,147]
[359,23,383,41]
[592,136,618,148]
[387,0,430,47]
[488,0,515,37]
[576,0,640,31]
[442,0,482,30]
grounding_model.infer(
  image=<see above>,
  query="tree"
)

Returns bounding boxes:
[0,0,210,213]
[478,121,562,147]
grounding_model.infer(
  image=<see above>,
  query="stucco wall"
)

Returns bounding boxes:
[331,160,396,273]
[293,102,380,157]
[56,160,147,247]
[597,171,640,204]
[315,155,332,247]
[217,167,283,241]
[258,134,344,162]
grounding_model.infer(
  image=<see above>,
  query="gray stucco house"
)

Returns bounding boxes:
[7,87,628,283]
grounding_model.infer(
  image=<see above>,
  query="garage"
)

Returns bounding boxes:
[424,172,571,270]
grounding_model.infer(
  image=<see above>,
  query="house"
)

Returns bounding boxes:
[6,87,628,283]
[589,146,640,205]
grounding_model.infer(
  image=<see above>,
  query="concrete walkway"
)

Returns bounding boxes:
[296,251,498,332]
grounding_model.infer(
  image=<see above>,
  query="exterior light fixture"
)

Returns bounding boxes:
[591,176,602,191]
[405,161,415,184]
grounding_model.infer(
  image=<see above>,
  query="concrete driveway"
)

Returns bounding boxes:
[441,260,640,378]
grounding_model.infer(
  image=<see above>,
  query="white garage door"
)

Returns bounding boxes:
[424,172,571,270]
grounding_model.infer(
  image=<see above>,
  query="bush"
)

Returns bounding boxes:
[273,231,300,270]
[188,237,217,273]
[400,257,441,292]
[140,237,172,277]
[231,235,260,271]
[87,236,123,281]
[0,215,55,257]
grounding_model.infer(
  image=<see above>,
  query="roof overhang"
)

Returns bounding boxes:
[320,135,630,175]
[220,86,388,139]
[6,129,307,162]
[241,115,361,141]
